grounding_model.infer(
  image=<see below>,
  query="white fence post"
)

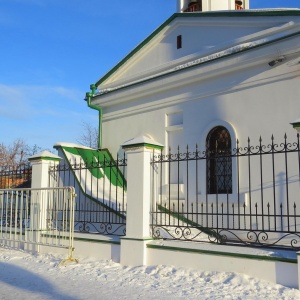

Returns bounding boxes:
[29,151,62,230]
[29,151,62,189]
[28,151,62,251]
[120,135,163,266]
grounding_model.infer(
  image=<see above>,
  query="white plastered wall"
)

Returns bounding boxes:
[100,55,300,229]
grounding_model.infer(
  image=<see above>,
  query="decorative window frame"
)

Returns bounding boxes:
[198,120,247,204]
[206,125,232,194]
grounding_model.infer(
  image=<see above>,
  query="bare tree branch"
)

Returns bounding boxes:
[0,139,42,169]
[77,121,98,149]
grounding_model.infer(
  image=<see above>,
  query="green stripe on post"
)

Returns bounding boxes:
[122,143,164,151]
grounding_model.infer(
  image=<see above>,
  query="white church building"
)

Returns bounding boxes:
[24,0,300,289]
[84,0,300,210]
[87,0,300,155]
[4,0,300,291]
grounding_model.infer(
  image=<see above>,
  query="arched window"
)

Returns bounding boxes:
[206,126,232,194]
[235,1,244,10]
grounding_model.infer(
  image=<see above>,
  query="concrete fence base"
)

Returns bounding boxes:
[43,233,299,289]
[26,141,300,290]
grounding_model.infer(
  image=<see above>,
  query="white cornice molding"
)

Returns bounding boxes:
[100,57,300,122]
[99,20,300,90]
[99,22,300,96]
[169,16,297,29]
[102,69,300,122]
[93,35,300,115]
[98,19,300,90]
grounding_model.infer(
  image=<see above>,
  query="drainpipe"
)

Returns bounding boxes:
[85,84,102,149]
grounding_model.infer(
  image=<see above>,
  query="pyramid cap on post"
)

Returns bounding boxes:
[28,151,62,162]
[290,118,300,130]
[122,135,164,151]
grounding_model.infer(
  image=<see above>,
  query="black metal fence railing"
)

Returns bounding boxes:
[151,134,300,250]
[49,152,127,236]
[0,164,32,189]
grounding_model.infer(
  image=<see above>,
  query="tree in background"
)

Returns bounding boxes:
[0,139,43,188]
[77,121,98,149]
[0,139,42,169]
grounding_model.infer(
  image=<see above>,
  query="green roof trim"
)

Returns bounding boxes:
[147,244,297,264]
[74,236,120,245]
[63,146,104,180]
[122,143,164,151]
[55,145,126,220]
[85,84,103,149]
[29,156,62,162]
[62,146,127,189]
[180,10,300,17]
[120,237,154,242]
[291,122,300,128]
[95,13,177,86]
[93,29,300,97]
[41,234,121,245]
[157,204,222,240]
[94,10,300,87]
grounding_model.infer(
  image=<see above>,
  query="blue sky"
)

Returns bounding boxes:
[0,0,300,151]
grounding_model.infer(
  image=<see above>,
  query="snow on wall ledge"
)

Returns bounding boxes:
[54,142,127,209]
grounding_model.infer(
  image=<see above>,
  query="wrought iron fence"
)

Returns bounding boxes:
[49,151,127,236]
[0,164,32,189]
[151,134,300,250]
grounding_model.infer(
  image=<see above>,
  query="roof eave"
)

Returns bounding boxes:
[94,10,300,87]
[92,29,300,101]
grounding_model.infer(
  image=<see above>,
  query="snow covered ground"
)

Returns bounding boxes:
[0,246,299,300]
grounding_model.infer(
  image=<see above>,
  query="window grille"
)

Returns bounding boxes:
[206,126,232,194]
